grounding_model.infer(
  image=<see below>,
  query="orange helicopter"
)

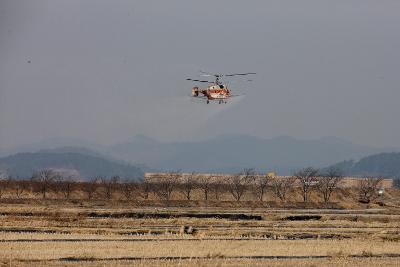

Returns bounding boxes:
[187,71,255,104]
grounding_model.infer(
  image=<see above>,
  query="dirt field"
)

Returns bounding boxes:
[1,199,400,266]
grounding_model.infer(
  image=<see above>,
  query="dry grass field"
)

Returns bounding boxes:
[1,196,400,266]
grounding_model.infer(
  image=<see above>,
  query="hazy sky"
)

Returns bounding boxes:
[1,0,400,149]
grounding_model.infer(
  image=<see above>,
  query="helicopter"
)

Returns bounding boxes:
[186,71,256,104]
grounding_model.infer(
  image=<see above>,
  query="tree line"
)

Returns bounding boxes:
[0,167,388,204]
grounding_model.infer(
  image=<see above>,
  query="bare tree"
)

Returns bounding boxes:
[178,172,197,200]
[198,175,212,201]
[138,180,152,200]
[271,176,295,202]
[227,168,255,202]
[31,169,56,199]
[211,180,225,201]
[56,176,76,200]
[121,179,139,200]
[49,170,79,199]
[358,176,384,203]
[101,176,120,200]
[0,178,10,199]
[82,177,99,200]
[9,178,29,199]
[49,173,63,197]
[294,167,319,202]
[317,168,343,203]
[252,173,270,201]
[154,172,179,201]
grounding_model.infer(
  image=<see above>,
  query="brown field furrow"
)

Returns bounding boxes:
[1,198,399,266]
[5,258,400,267]
[2,239,400,261]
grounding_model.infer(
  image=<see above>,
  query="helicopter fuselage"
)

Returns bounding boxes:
[192,84,231,101]
[187,71,255,104]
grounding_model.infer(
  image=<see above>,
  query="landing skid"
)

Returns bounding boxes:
[207,100,227,104]
[190,96,227,104]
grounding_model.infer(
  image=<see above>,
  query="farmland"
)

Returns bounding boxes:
[1,196,400,266]
[0,170,400,266]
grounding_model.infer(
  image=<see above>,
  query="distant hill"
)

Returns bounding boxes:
[327,152,400,178]
[0,150,144,179]
[2,135,396,176]
[0,137,105,158]
[38,146,106,158]
[108,135,393,174]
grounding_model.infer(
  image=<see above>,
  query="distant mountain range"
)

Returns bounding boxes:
[107,135,395,174]
[0,135,397,177]
[0,149,143,179]
[327,152,400,178]
[0,137,105,158]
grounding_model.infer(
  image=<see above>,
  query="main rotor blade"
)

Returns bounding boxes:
[200,70,223,77]
[186,78,213,83]
[224,72,256,77]
[199,70,214,76]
